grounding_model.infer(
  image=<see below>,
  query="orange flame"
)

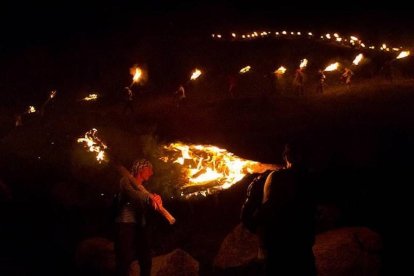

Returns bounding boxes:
[352,53,364,65]
[396,50,410,59]
[239,66,251,74]
[190,68,202,80]
[77,128,108,163]
[83,94,98,101]
[324,62,339,72]
[274,66,287,75]
[161,142,279,198]
[130,67,143,84]
[27,106,36,113]
[299,59,308,68]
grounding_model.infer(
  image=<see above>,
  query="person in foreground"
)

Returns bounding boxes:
[257,143,317,275]
[114,159,162,276]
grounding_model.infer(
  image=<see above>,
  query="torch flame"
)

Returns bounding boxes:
[299,59,308,68]
[274,66,287,75]
[190,68,202,80]
[49,90,57,99]
[324,62,339,72]
[27,106,36,113]
[130,67,143,84]
[239,66,251,74]
[396,50,410,59]
[161,142,279,198]
[83,94,98,101]
[353,53,364,65]
[77,128,108,163]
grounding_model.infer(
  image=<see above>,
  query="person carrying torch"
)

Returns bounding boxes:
[114,159,162,276]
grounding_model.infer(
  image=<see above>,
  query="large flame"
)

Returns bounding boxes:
[324,62,339,72]
[77,128,108,163]
[161,142,279,198]
[396,50,410,59]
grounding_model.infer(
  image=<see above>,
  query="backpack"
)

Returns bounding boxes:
[240,170,273,232]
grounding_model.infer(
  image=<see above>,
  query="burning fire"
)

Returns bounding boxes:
[83,94,98,101]
[274,66,287,75]
[324,62,339,72]
[27,106,36,113]
[239,66,251,74]
[299,59,308,68]
[77,128,107,163]
[190,68,202,80]
[130,66,143,84]
[396,50,410,59]
[161,142,279,198]
[352,53,364,65]
[49,90,57,99]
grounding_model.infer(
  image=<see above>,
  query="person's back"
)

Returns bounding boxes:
[258,144,316,275]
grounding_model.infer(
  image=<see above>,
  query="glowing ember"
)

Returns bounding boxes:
[27,106,36,113]
[83,94,98,101]
[190,68,202,80]
[352,53,364,65]
[239,66,251,74]
[396,50,410,59]
[299,59,308,68]
[161,142,279,198]
[77,128,108,163]
[274,66,287,75]
[324,62,339,72]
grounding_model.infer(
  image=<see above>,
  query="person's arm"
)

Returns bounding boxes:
[120,177,151,204]
[262,171,275,203]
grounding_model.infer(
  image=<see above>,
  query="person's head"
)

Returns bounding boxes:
[131,159,153,180]
[283,143,303,168]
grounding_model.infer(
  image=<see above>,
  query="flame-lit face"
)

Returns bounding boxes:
[161,142,277,198]
[138,166,153,181]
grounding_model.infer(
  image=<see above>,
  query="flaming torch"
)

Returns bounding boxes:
[27,105,36,114]
[239,66,251,74]
[190,68,202,80]
[352,53,364,65]
[324,62,340,72]
[396,50,410,60]
[299,59,308,69]
[83,94,99,101]
[129,66,143,88]
[274,66,287,76]
[77,129,176,224]
[40,90,57,116]
[161,142,280,198]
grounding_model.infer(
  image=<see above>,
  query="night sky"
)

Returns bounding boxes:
[1,1,413,54]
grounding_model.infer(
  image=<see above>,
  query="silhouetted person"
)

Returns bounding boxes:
[294,68,305,96]
[174,85,186,108]
[316,69,326,94]
[123,87,134,114]
[341,67,354,88]
[257,143,317,275]
[114,159,162,276]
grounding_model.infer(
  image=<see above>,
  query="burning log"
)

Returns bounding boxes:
[77,129,176,224]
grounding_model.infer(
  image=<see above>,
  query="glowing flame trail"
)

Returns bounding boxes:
[77,129,175,224]
[161,142,279,198]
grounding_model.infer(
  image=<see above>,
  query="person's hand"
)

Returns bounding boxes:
[151,193,162,210]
